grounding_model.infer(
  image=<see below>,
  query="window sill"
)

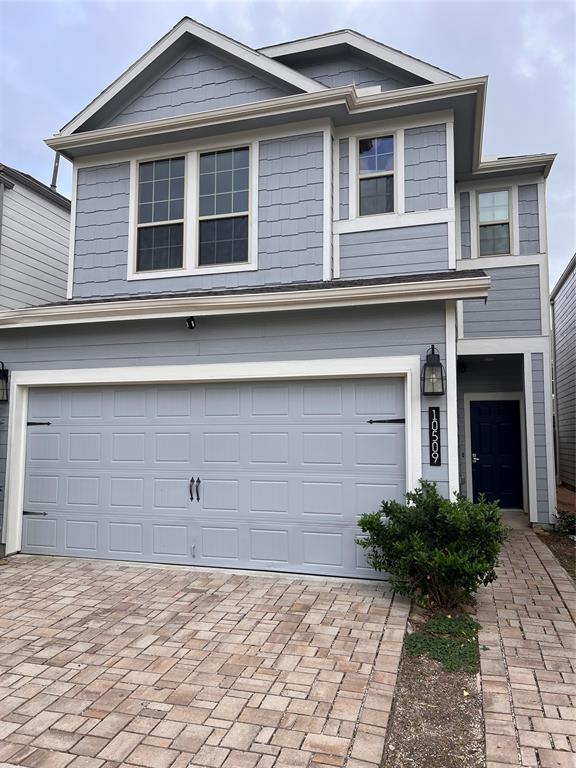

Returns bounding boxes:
[127,262,257,280]
[334,208,454,234]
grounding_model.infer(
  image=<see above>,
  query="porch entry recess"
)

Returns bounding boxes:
[470,399,523,509]
[21,378,407,577]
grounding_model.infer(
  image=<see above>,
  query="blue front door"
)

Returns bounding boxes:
[470,400,523,509]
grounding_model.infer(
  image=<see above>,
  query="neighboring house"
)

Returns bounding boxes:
[0,19,556,577]
[551,254,575,491]
[0,164,70,309]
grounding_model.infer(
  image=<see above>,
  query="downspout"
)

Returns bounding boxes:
[50,151,61,192]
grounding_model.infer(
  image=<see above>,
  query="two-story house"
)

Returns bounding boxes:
[0,19,556,576]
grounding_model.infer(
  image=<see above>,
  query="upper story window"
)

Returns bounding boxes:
[136,157,185,272]
[478,190,510,256]
[198,147,250,266]
[358,136,394,216]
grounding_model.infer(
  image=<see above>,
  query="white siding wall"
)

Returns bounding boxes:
[0,183,69,309]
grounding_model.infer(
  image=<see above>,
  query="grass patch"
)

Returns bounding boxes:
[405,613,480,674]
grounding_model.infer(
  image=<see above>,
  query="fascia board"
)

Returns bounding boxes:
[0,276,491,329]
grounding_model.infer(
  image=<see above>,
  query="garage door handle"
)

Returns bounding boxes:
[23,510,47,516]
[189,477,195,502]
[195,478,201,502]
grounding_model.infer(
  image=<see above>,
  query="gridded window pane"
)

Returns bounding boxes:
[199,147,250,217]
[479,223,510,256]
[359,176,394,216]
[478,190,509,223]
[199,215,248,266]
[138,157,185,224]
[137,223,183,271]
[359,136,394,174]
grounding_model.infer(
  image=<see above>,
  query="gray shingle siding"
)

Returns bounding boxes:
[72,133,325,298]
[531,352,550,522]
[404,124,447,213]
[292,51,423,90]
[339,223,448,279]
[518,184,540,255]
[107,42,294,127]
[459,191,471,259]
[339,138,349,220]
[552,263,576,488]
[463,265,542,338]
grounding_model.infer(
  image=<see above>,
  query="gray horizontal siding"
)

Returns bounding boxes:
[107,42,294,127]
[404,124,447,212]
[518,184,540,255]
[553,265,576,487]
[339,223,448,279]
[459,191,471,259]
[0,303,450,534]
[73,133,324,299]
[463,265,542,338]
[339,138,349,221]
[293,51,423,91]
[531,353,550,522]
[0,183,69,309]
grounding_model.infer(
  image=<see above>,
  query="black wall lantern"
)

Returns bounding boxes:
[0,362,8,402]
[421,345,446,396]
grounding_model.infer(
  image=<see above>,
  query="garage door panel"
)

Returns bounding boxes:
[22,378,406,577]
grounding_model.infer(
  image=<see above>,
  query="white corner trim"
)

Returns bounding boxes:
[323,128,333,281]
[522,353,538,523]
[0,275,491,329]
[463,391,528,514]
[332,135,340,222]
[538,180,547,254]
[60,18,325,136]
[446,120,455,211]
[259,30,459,84]
[445,301,458,497]
[332,233,340,279]
[66,164,78,299]
[2,355,422,554]
[396,129,405,215]
[539,258,551,337]
[510,185,520,256]
[348,135,357,220]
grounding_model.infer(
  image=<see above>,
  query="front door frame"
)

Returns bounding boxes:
[464,392,528,514]
[3,355,423,555]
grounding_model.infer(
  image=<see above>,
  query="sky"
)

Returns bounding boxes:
[0,0,574,283]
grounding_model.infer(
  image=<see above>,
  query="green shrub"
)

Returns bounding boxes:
[554,509,576,536]
[357,480,507,607]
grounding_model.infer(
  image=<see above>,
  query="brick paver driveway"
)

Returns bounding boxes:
[0,555,408,768]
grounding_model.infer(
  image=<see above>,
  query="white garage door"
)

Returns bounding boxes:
[21,379,406,577]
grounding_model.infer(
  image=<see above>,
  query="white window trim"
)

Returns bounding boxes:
[349,129,402,221]
[463,391,528,515]
[127,141,259,281]
[2,355,422,554]
[475,187,514,259]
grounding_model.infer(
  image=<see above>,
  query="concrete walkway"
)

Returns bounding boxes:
[0,555,409,768]
[477,528,576,768]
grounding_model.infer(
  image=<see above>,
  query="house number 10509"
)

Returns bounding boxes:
[428,407,441,466]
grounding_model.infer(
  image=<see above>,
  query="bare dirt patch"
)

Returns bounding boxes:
[381,612,484,768]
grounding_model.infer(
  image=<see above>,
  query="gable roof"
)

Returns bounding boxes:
[0,163,71,211]
[259,29,460,85]
[59,17,325,137]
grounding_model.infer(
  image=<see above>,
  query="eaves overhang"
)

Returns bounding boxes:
[45,77,487,172]
[0,271,490,329]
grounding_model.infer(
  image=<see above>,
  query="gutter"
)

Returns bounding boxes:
[45,77,488,157]
[0,274,490,329]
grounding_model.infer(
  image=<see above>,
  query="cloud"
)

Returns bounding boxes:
[514,6,572,84]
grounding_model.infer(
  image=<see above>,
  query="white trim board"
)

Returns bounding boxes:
[0,275,491,329]
[2,355,423,553]
[463,392,529,516]
[445,301,459,496]
[66,164,78,300]
[60,17,325,136]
